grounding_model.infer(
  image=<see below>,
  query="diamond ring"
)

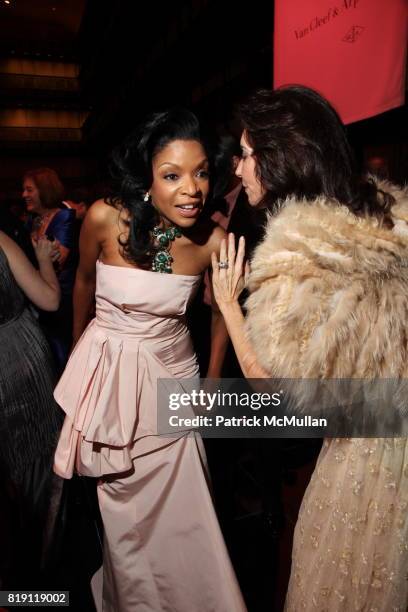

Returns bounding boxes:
[218,261,229,269]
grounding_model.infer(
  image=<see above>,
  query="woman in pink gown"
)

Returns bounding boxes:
[53,109,246,612]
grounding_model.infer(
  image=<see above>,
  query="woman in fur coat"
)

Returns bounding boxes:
[211,86,408,611]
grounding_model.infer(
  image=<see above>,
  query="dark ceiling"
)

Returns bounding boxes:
[0,0,405,195]
[77,0,274,149]
[0,0,274,194]
[0,0,274,149]
[0,0,86,58]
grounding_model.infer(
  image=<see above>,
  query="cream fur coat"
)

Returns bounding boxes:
[245,180,408,383]
[248,182,408,610]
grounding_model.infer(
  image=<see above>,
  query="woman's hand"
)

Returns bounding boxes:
[211,233,249,312]
[32,236,58,264]
[49,239,62,263]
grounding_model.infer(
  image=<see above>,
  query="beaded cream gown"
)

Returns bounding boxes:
[284,439,408,611]
[243,185,408,612]
[53,261,246,612]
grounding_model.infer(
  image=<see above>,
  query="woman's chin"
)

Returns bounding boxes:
[176,216,199,229]
[162,211,201,229]
[26,204,40,214]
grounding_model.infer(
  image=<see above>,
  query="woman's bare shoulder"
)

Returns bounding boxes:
[86,198,126,227]
[0,230,34,273]
[0,230,17,253]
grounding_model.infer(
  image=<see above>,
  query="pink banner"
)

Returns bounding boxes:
[274,0,408,124]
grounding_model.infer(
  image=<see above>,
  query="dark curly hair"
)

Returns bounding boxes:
[109,108,210,268]
[237,86,394,224]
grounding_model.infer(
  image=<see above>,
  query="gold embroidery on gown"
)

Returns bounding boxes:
[285,438,408,611]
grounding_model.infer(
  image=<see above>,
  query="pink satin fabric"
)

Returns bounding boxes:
[54,262,201,479]
[98,432,246,612]
[53,262,246,611]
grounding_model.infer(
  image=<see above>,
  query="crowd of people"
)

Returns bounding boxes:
[0,85,407,612]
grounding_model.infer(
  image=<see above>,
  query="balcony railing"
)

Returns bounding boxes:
[0,73,79,92]
[0,126,81,141]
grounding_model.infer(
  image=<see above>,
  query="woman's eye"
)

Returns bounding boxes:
[197,169,209,178]
[164,173,178,181]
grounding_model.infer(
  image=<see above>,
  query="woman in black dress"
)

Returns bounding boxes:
[0,230,63,589]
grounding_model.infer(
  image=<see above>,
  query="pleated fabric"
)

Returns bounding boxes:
[54,262,246,612]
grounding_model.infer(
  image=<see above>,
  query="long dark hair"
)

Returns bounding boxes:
[213,133,241,199]
[238,86,394,223]
[109,108,210,268]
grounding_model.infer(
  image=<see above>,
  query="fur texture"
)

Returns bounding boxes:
[245,181,408,420]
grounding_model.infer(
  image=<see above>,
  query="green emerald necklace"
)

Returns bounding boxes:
[151,225,182,273]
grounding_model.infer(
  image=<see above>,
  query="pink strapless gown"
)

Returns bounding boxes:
[54,262,246,612]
